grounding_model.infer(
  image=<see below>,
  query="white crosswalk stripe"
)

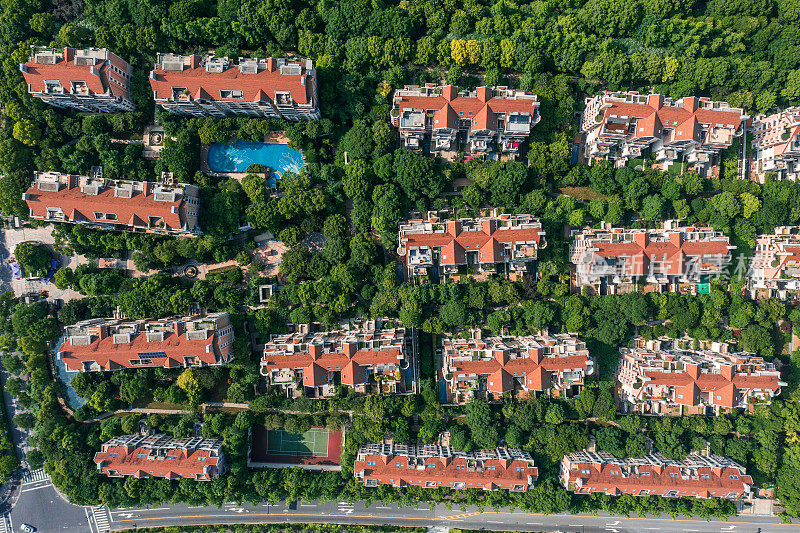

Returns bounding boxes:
[0,513,12,533]
[21,468,48,484]
[91,506,111,533]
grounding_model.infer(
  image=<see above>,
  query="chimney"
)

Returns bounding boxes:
[143,181,152,196]
[647,93,663,110]
[634,232,648,248]
[189,54,200,69]
[446,220,460,237]
[481,219,494,234]
[343,341,358,357]
[174,321,183,337]
[683,96,699,113]
[64,47,74,63]
[309,343,322,359]
[267,57,276,72]
[98,325,109,340]
[442,85,456,101]
[528,347,543,364]
[685,363,700,380]
[721,364,734,381]
[477,86,491,103]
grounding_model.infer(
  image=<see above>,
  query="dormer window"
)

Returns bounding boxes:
[220,89,243,99]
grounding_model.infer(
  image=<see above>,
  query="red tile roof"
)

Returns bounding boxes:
[261,347,403,388]
[59,313,233,372]
[24,173,197,235]
[21,47,131,100]
[572,223,733,280]
[562,450,753,500]
[618,338,784,411]
[149,55,313,104]
[399,215,545,269]
[393,85,538,134]
[94,433,225,481]
[443,333,593,402]
[355,443,538,492]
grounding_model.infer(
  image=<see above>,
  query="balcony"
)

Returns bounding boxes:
[504,113,532,134]
[399,109,425,129]
[408,246,432,265]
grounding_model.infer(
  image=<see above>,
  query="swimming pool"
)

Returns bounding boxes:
[207,141,304,186]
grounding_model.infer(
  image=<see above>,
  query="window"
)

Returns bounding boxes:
[730,475,738,479]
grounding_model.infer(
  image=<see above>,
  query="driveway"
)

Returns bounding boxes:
[1,225,85,302]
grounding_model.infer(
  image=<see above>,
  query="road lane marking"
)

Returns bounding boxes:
[110,509,799,530]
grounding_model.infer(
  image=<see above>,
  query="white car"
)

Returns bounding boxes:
[20,524,35,533]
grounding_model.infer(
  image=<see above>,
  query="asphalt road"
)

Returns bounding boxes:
[104,500,795,533]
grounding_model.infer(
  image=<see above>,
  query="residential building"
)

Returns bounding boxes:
[561,448,754,500]
[617,336,784,415]
[570,220,735,294]
[354,442,538,491]
[20,46,135,112]
[752,108,800,182]
[94,432,226,481]
[748,226,800,297]
[23,171,201,235]
[581,91,747,170]
[149,54,319,120]
[390,84,539,155]
[397,212,546,283]
[58,312,235,372]
[260,319,409,398]
[441,330,593,404]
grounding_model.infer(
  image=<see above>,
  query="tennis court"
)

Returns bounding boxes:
[266,428,329,457]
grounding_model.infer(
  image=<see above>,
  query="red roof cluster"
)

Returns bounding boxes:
[561,449,754,500]
[58,313,234,372]
[618,337,784,413]
[94,433,225,481]
[392,85,539,134]
[355,442,538,492]
[571,221,734,286]
[20,47,132,101]
[260,325,407,394]
[584,92,746,145]
[398,214,545,279]
[442,332,593,403]
[24,172,199,235]
[149,55,313,104]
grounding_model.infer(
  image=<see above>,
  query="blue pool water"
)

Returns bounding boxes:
[207,141,304,186]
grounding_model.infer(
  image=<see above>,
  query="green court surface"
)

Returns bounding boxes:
[266,428,329,457]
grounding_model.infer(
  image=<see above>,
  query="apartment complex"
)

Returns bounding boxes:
[20,46,135,112]
[398,212,546,283]
[23,171,201,235]
[748,226,800,297]
[94,432,226,481]
[441,330,593,404]
[354,442,537,492]
[149,54,319,120]
[570,220,735,294]
[617,337,784,415]
[751,108,800,183]
[561,449,754,500]
[581,91,747,169]
[58,313,235,372]
[391,84,539,155]
[260,320,409,398]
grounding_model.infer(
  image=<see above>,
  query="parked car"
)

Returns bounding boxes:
[20,524,35,533]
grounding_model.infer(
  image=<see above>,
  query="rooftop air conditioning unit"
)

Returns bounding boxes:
[37,181,61,192]
[115,186,133,198]
[70,335,92,346]
[113,333,132,344]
